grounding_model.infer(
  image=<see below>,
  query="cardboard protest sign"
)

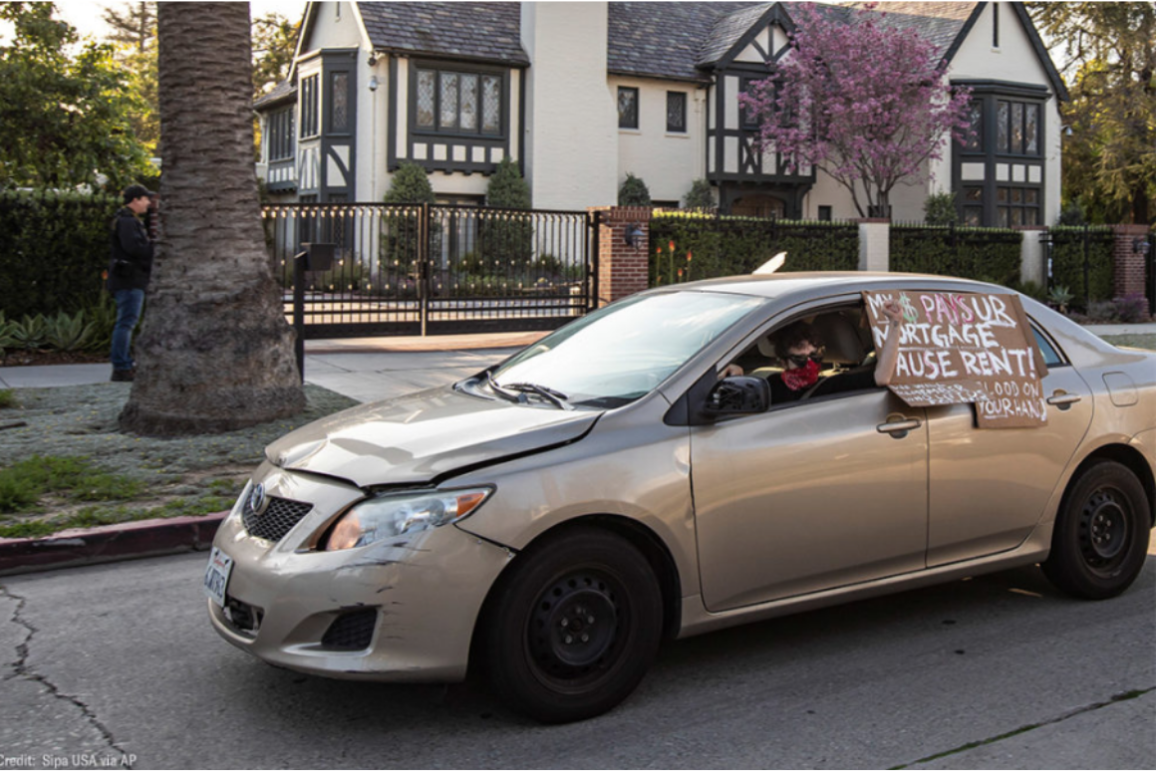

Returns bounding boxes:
[862,290,1049,429]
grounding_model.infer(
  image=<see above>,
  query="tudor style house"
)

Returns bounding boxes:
[255,1,1067,227]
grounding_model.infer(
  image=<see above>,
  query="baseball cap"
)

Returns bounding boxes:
[123,184,156,203]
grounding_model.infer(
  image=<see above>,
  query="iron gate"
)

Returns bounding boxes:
[262,203,599,338]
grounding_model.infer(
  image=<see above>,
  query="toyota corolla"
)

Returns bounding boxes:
[205,272,1155,723]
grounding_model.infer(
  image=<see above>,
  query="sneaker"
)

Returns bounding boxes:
[111,369,135,382]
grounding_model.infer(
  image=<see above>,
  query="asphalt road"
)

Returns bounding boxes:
[1,551,1153,770]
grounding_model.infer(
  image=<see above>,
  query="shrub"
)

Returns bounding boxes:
[649,211,858,285]
[481,158,533,270]
[618,173,651,206]
[1113,293,1150,323]
[922,192,958,225]
[0,190,119,319]
[890,225,1021,286]
[383,162,436,204]
[1047,226,1115,307]
[380,163,437,274]
[683,179,715,210]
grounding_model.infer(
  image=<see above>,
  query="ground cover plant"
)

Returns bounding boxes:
[0,382,356,538]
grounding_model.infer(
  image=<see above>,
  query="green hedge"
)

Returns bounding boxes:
[648,211,858,287]
[890,224,1022,286]
[1047,225,1115,308]
[0,190,118,318]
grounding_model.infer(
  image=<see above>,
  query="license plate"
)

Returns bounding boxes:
[203,547,234,607]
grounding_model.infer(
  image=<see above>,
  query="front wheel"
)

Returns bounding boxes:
[1042,461,1151,600]
[479,527,663,723]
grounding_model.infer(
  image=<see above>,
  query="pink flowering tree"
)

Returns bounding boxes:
[739,3,973,218]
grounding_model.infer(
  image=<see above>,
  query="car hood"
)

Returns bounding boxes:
[265,385,602,487]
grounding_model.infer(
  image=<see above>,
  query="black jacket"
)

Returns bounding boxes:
[107,207,154,292]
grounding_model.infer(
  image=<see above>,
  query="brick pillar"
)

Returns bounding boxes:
[856,218,890,272]
[1112,224,1150,299]
[589,206,650,306]
[1014,226,1047,286]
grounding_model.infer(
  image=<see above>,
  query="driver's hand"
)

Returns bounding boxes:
[720,364,744,379]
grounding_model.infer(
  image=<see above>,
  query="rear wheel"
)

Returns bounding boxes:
[479,528,663,723]
[1042,461,1150,599]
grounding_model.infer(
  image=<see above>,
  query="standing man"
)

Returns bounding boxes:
[107,183,155,382]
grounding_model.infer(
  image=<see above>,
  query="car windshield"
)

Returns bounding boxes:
[484,291,763,408]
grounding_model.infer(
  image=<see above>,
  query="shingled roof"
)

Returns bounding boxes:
[357,2,529,66]
[845,2,978,60]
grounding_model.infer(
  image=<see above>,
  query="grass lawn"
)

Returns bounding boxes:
[0,383,357,539]
[1101,333,1156,351]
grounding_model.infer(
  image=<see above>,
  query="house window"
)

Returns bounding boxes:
[739,77,762,130]
[618,87,639,129]
[992,2,1000,48]
[996,186,1040,226]
[995,100,1040,156]
[329,71,349,133]
[666,92,687,133]
[963,187,984,226]
[267,106,295,161]
[414,66,503,136]
[300,75,319,138]
[965,101,983,151]
[817,205,832,222]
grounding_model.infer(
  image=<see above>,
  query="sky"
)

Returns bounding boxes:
[53,0,309,42]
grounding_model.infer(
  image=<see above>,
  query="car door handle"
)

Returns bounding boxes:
[877,418,921,438]
[1047,393,1082,410]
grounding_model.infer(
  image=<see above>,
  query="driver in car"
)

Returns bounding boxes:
[723,299,905,404]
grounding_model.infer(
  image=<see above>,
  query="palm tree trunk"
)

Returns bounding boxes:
[120,2,304,436]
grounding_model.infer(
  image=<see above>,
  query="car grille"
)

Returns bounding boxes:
[242,496,313,542]
[321,609,378,651]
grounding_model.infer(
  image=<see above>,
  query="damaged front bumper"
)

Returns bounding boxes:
[206,463,514,682]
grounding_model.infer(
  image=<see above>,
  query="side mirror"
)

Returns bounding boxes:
[704,376,770,416]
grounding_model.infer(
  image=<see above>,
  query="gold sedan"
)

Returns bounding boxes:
[205,273,1155,723]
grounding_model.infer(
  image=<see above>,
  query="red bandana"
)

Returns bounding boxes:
[781,358,820,391]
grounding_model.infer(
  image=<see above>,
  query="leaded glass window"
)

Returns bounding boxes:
[460,73,478,131]
[1010,102,1023,153]
[440,73,459,130]
[996,100,1009,153]
[965,101,983,151]
[1025,104,1039,155]
[618,87,639,129]
[417,70,436,128]
[300,75,319,138]
[482,75,501,134]
[413,66,504,136]
[330,72,349,132]
[667,91,687,133]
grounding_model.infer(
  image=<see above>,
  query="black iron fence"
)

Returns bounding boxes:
[648,211,859,285]
[262,203,596,338]
[890,222,1022,286]
[1041,225,1116,310]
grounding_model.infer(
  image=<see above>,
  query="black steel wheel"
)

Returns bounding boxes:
[1042,461,1151,600]
[479,527,663,723]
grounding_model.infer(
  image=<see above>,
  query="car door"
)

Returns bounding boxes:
[925,325,1095,566]
[691,388,929,612]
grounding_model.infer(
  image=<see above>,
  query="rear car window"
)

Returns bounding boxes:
[1032,326,1065,367]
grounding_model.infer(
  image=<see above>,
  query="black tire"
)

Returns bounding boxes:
[1042,461,1151,600]
[479,527,663,723]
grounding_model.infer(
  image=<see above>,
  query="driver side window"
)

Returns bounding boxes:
[724,302,883,408]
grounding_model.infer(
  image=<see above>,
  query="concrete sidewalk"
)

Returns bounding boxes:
[0,332,546,404]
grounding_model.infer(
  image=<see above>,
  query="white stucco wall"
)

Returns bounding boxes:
[521,2,617,210]
[612,76,705,205]
[302,2,363,52]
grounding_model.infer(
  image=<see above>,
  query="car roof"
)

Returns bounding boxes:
[654,272,1007,301]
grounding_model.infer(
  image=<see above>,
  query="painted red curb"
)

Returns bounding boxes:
[0,512,228,576]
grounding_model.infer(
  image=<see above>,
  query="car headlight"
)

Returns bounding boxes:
[323,487,494,551]
[229,480,253,521]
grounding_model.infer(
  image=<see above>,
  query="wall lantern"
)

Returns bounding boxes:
[624,223,644,249]
[1133,238,1150,256]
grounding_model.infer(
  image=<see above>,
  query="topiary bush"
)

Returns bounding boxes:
[380,162,437,275]
[922,192,958,225]
[618,173,651,206]
[683,178,716,210]
[890,225,1021,286]
[480,158,533,273]
[1047,225,1115,309]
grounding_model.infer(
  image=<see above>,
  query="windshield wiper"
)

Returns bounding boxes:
[503,382,573,410]
[486,371,523,404]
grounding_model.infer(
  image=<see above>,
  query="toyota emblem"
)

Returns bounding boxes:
[249,483,267,514]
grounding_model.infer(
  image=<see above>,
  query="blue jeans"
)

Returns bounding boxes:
[110,289,144,371]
